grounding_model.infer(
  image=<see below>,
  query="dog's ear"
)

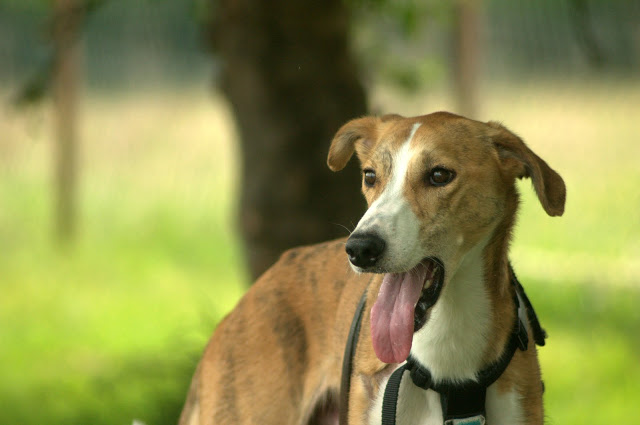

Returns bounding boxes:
[327,116,380,171]
[488,121,566,217]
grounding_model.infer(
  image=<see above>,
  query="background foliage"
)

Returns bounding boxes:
[1,0,639,424]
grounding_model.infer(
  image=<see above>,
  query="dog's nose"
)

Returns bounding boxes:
[345,233,386,269]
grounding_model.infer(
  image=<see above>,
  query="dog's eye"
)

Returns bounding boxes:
[363,169,377,187]
[429,168,455,186]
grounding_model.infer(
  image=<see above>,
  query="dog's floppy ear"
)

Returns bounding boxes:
[327,116,380,171]
[488,121,566,217]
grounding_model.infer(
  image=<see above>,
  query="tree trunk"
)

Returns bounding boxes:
[211,0,368,280]
[52,0,81,243]
[452,0,481,118]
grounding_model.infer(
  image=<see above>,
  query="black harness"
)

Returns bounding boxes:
[339,264,546,425]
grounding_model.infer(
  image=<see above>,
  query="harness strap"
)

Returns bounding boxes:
[440,383,486,423]
[339,287,369,425]
[380,365,406,424]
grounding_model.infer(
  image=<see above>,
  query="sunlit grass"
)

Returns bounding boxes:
[1,85,248,424]
[1,79,639,424]
[530,279,640,424]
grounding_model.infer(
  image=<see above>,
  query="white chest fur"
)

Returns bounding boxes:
[412,239,492,382]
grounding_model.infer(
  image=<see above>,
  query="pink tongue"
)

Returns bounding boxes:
[371,268,428,363]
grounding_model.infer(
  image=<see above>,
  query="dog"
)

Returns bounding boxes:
[178,112,566,425]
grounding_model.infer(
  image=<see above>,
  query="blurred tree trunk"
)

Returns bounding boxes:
[452,0,481,118]
[52,0,82,242]
[211,0,367,280]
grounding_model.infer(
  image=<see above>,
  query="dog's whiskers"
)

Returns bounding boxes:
[332,222,355,236]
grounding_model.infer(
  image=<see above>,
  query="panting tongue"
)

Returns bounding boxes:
[370,267,428,364]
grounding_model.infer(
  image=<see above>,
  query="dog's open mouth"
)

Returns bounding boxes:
[370,258,444,364]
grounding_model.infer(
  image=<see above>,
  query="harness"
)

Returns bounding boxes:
[339,264,546,425]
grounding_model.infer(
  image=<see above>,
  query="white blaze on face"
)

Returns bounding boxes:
[353,123,423,272]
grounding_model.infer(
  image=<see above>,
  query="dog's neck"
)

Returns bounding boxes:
[410,234,514,384]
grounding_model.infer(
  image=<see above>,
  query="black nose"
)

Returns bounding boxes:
[345,233,386,269]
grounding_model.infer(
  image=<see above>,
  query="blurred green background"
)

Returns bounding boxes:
[1,1,639,424]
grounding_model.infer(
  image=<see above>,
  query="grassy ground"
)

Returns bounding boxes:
[1,79,639,424]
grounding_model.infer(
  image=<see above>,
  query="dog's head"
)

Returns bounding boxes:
[327,112,565,362]
[328,111,565,274]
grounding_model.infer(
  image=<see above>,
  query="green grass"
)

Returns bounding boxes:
[1,80,639,424]
[0,185,247,424]
[530,280,640,424]
[0,87,248,424]
[0,188,247,425]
